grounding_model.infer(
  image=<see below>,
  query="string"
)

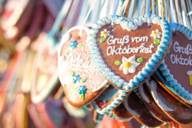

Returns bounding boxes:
[141,0,146,17]
[123,0,131,17]
[137,0,142,17]
[180,0,191,28]
[79,0,99,36]
[104,0,114,17]
[76,0,89,25]
[188,11,192,16]
[89,0,101,22]
[155,0,158,16]
[158,0,165,20]
[145,0,151,17]
[113,0,120,16]
[175,0,183,24]
[187,0,192,16]
[82,0,97,24]
[185,0,192,26]
[170,0,177,22]
[98,0,110,19]
[128,0,135,18]
[80,0,108,36]
[115,0,129,17]
[151,0,155,16]
[161,0,165,20]
[48,0,71,39]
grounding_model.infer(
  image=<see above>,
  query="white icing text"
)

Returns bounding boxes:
[106,35,154,56]
[169,41,192,66]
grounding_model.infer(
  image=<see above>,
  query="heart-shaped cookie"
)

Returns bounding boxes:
[146,79,192,124]
[158,23,192,105]
[88,16,171,91]
[57,26,110,108]
[31,33,59,103]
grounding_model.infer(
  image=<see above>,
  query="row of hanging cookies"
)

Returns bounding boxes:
[0,0,192,128]
[0,0,139,127]
[57,0,192,128]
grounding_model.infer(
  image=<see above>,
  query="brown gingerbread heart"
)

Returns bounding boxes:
[158,23,192,105]
[88,16,171,91]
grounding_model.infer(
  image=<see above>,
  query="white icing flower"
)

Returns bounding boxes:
[150,29,161,39]
[119,56,140,75]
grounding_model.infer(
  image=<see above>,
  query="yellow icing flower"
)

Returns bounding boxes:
[187,70,192,86]
[99,29,109,43]
[100,29,108,37]
[119,56,140,75]
[150,29,161,39]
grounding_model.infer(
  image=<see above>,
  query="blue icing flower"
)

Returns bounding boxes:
[70,40,78,49]
[78,85,87,94]
[78,85,87,99]
[72,74,81,84]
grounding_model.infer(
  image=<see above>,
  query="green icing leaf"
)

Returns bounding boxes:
[80,94,85,100]
[99,36,106,44]
[136,57,144,63]
[154,38,160,45]
[114,60,122,65]
[81,78,87,83]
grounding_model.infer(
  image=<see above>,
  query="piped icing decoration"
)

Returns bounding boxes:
[72,72,81,84]
[78,85,87,99]
[99,29,110,43]
[150,29,162,45]
[88,16,171,91]
[119,55,140,75]
[57,26,110,107]
[158,23,192,104]
[70,40,79,49]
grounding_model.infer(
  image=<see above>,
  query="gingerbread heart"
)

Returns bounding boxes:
[31,33,58,103]
[88,16,171,91]
[158,23,192,104]
[57,26,110,108]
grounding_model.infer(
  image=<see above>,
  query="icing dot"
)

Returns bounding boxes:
[70,40,78,49]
